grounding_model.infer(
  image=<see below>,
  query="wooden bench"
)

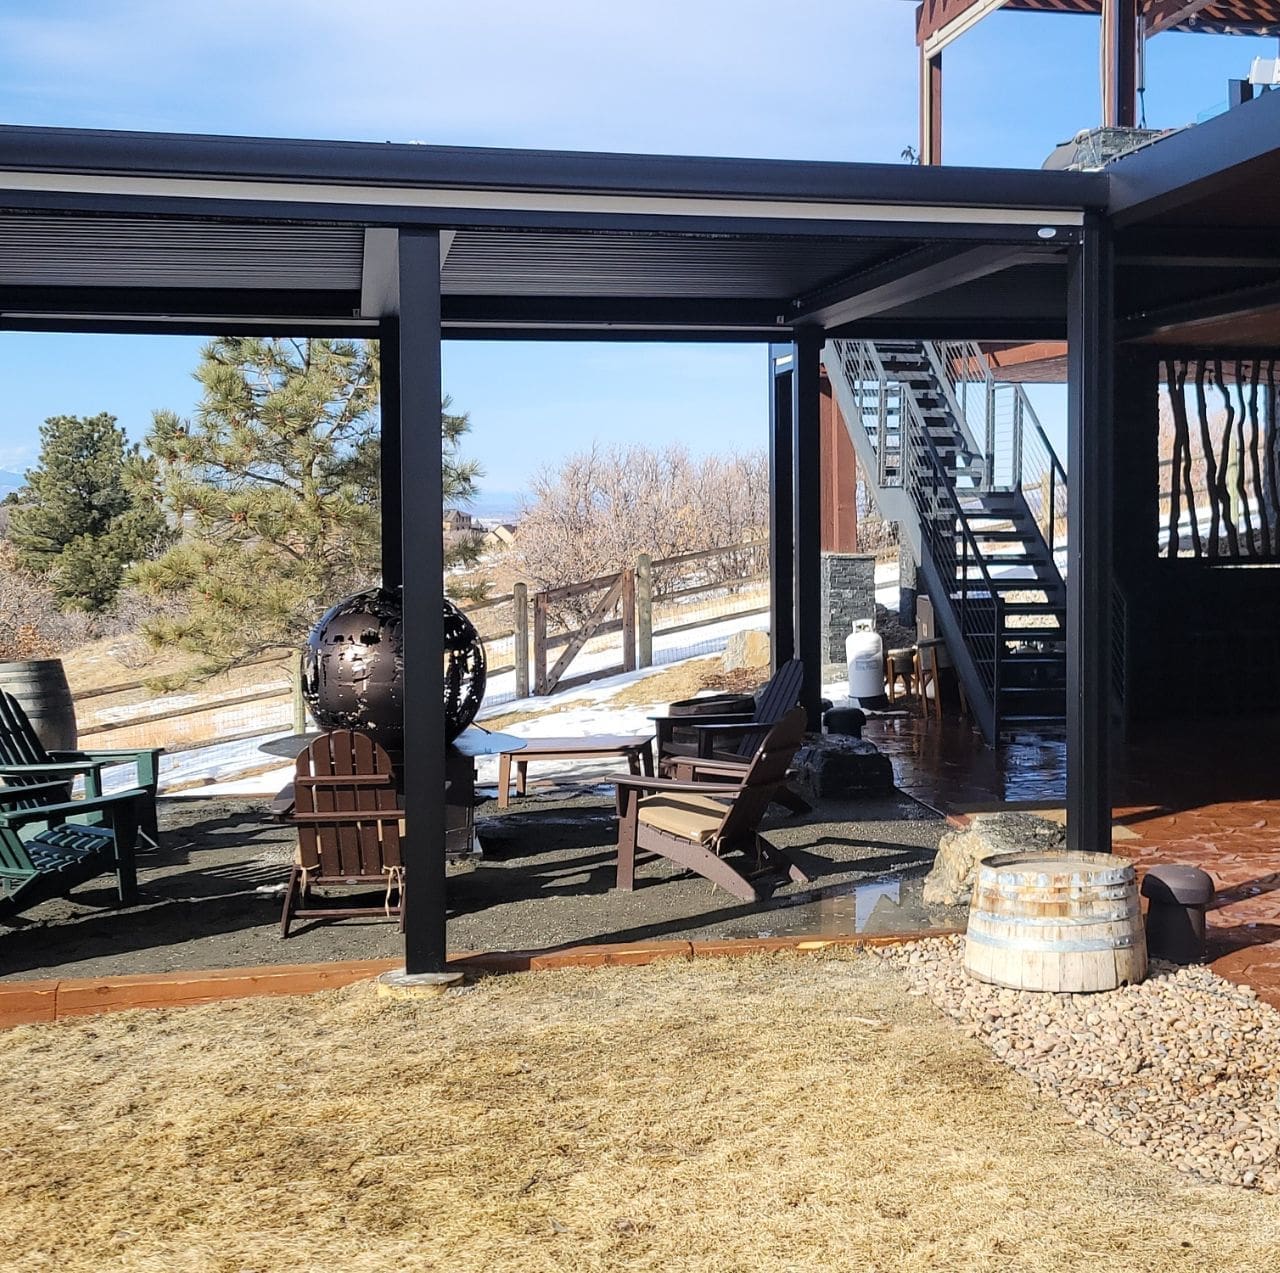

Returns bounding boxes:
[496,735,654,808]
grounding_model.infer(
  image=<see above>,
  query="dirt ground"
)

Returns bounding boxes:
[0,786,959,981]
[3,953,1278,1272]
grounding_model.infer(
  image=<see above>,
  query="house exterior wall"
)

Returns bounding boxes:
[819,373,858,554]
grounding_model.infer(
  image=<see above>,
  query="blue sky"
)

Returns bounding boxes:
[0,2,1273,505]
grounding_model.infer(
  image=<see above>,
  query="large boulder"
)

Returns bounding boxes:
[922,811,1067,907]
[721,629,771,672]
[794,733,893,799]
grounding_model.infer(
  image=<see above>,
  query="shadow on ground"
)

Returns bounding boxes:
[0,785,963,981]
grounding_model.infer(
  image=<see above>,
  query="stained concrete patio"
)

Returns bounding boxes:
[864,713,1280,1008]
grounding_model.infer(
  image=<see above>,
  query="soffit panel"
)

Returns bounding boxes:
[0,213,364,288]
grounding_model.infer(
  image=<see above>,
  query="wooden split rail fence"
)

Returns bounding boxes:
[64,541,769,751]
[463,539,769,698]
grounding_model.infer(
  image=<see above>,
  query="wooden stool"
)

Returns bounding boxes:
[885,647,916,703]
[914,639,945,721]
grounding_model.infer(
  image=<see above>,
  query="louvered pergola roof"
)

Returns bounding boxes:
[0,124,1108,342]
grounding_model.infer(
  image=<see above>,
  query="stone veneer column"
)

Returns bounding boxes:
[819,552,877,664]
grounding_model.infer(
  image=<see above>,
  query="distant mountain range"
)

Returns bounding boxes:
[0,471,25,498]
[467,489,526,523]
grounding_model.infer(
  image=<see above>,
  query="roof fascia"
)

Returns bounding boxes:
[0,124,1108,211]
[1107,90,1280,226]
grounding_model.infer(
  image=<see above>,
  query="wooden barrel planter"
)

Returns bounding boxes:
[964,851,1147,993]
[0,658,77,752]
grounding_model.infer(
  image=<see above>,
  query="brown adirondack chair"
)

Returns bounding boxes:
[280,730,406,937]
[660,660,812,814]
[652,658,804,771]
[612,707,811,903]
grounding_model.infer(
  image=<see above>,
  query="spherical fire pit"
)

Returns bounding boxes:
[301,589,486,746]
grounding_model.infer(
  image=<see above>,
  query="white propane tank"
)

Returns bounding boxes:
[845,619,884,702]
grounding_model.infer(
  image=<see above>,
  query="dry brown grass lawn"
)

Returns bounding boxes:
[3,954,1278,1273]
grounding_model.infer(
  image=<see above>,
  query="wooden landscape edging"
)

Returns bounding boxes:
[0,929,965,1030]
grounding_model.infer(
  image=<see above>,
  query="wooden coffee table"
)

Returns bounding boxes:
[495,734,654,808]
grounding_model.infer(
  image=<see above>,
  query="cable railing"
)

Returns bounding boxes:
[830,339,905,490]
[933,339,1068,557]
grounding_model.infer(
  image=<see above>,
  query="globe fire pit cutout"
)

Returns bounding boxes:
[301,589,486,745]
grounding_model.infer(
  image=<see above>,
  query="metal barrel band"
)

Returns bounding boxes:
[965,929,1141,953]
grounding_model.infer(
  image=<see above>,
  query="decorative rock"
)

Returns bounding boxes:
[877,936,1280,1194]
[793,732,893,798]
[720,629,771,672]
[923,812,1067,907]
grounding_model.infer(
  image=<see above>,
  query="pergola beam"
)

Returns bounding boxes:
[918,0,1013,57]
[790,243,1052,328]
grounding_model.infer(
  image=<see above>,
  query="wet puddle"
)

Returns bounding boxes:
[725,871,962,940]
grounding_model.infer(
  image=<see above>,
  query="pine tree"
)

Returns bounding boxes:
[9,412,168,611]
[133,337,482,678]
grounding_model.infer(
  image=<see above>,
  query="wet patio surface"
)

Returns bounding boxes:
[0,786,964,982]
[865,712,1280,1008]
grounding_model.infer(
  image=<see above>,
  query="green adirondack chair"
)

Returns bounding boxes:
[0,691,162,846]
[0,780,145,919]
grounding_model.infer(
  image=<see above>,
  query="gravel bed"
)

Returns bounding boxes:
[878,935,1280,1193]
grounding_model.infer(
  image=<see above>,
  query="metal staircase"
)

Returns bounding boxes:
[825,338,1068,742]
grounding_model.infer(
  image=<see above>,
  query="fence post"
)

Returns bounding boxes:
[533,591,548,695]
[292,650,308,734]
[513,582,529,699]
[636,553,653,669]
[621,567,637,672]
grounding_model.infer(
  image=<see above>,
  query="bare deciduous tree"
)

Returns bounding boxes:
[0,543,95,661]
[513,444,768,621]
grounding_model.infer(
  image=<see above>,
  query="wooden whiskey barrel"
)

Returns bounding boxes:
[0,658,77,753]
[964,850,1146,993]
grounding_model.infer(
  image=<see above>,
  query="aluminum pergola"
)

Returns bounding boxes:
[3,96,1276,971]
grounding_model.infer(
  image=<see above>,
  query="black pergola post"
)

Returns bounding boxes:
[792,333,824,728]
[1065,212,1114,854]
[395,229,448,973]
[379,317,403,590]
[769,345,796,670]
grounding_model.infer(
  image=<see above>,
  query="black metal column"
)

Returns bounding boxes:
[769,345,795,670]
[1065,214,1114,854]
[379,317,403,590]
[396,229,448,973]
[792,334,824,728]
